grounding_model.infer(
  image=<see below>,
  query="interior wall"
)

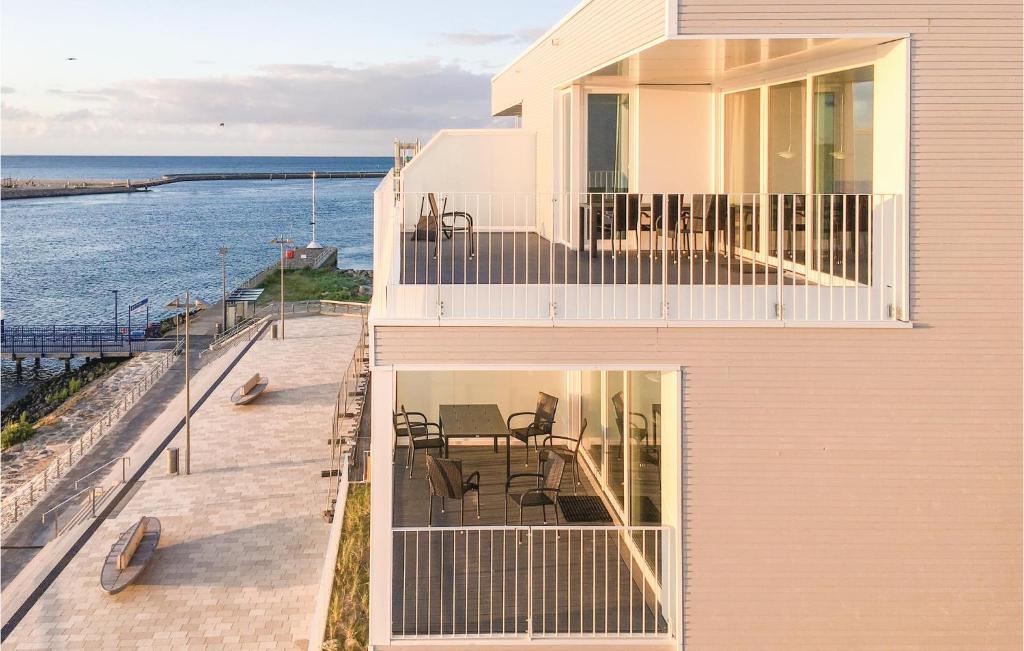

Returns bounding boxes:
[396,370,570,437]
[636,85,714,192]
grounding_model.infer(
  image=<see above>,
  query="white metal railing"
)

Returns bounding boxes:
[392,526,669,640]
[377,191,907,324]
[1,343,182,534]
[324,310,370,518]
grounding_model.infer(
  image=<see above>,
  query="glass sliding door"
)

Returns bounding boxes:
[723,89,761,258]
[768,80,808,265]
[581,370,603,474]
[628,371,661,526]
[813,65,874,283]
[586,93,630,193]
[606,370,626,512]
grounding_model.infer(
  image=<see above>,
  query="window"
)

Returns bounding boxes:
[768,80,806,193]
[723,88,760,194]
[813,66,874,194]
[587,93,630,192]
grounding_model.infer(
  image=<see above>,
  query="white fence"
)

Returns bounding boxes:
[392,526,669,640]
[376,191,908,325]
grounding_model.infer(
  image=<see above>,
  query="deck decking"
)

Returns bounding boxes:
[400,231,812,286]
[391,444,668,637]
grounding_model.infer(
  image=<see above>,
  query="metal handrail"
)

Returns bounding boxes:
[40,484,102,537]
[73,456,130,490]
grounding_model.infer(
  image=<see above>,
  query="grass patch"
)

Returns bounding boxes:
[255,267,370,305]
[324,483,370,651]
[1,414,35,450]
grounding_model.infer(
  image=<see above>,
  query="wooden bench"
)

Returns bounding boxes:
[100,516,161,594]
[230,373,269,405]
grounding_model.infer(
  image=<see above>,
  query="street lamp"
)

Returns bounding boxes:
[110,289,119,336]
[269,237,293,339]
[218,246,229,332]
[165,292,210,475]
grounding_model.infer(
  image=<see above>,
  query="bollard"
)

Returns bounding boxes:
[271,323,278,339]
[167,447,180,475]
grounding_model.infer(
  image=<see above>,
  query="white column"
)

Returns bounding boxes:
[659,368,684,649]
[368,366,395,647]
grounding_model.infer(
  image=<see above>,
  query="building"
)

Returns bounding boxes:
[367,0,1023,648]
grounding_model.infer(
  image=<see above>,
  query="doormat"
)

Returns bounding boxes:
[557,495,613,523]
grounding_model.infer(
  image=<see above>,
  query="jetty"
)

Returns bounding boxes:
[0,170,387,200]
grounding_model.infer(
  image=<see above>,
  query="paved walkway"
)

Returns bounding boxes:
[4,315,359,650]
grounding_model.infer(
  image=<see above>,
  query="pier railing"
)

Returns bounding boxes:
[1,325,130,356]
[0,341,183,535]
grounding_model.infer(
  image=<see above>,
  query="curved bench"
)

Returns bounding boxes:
[101,516,161,595]
[230,373,269,405]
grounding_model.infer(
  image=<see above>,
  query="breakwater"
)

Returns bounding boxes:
[1,170,388,200]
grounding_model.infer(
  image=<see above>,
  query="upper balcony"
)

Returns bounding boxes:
[372,36,910,327]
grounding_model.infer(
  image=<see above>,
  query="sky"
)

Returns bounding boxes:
[0,0,577,156]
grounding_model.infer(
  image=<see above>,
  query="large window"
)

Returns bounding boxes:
[768,80,806,193]
[814,66,874,194]
[586,93,630,192]
[723,88,760,194]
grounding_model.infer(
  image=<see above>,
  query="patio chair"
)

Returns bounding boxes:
[542,418,586,495]
[504,451,565,525]
[641,194,690,259]
[398,405,447,478]
[611,391,649,460]
[425,456,480,526]
[612,193,642,255]
[392,409,428,462]
[507,392,558,465]
[411,193,475,259]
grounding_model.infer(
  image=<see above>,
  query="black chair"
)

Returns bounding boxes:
[507,392,558,465]
[425,455,480,526]
[611,391,649,460]
[542,418,586,495]
[641,194,689,259]
[612,193,642,255]
[693,194,730,255]
[398,405,447,478]
[392,410,428,462]
[504,451,565,525]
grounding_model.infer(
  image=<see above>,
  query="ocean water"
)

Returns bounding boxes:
[0,155,390,406]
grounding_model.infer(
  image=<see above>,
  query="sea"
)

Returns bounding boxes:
[0,155,391,407]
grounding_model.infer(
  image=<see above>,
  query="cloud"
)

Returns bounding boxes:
[1,60,504,154]
[1,86,14,94]
[443,27,545,47]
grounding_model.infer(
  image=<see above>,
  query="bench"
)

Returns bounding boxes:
[100,516,161,594]
[230,373,269,405]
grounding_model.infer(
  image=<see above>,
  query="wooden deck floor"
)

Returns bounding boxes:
[391,445,668,637]
[400,231,812,286]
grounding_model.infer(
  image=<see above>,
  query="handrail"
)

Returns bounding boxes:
[73,456,130,490]
[1,344,182,534]
[40,484,102,537]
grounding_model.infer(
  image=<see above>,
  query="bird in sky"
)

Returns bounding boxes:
[219,122,225,127]
[65,57,77,61]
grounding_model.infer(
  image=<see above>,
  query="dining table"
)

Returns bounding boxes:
[438,403,512,479]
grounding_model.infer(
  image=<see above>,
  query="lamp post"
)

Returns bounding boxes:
[110,289,119,338]
[165,292,209,475]
[269,237,293,339]
[218,246,229,331]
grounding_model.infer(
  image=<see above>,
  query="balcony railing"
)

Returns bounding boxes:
[392,525,669,640]
[373,190,907,325]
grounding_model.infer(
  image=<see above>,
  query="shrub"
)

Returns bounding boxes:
[1,414,35,449]
[68,378,82,394]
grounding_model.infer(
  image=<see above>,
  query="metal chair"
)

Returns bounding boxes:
[425,456,480,526]
[504,451,565,525]
[506,392,558,465]
[542,418,586,495]
[392,409,428,462]
[399,405,447,478]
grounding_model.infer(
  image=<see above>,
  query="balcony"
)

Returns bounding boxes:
[373,184,908,325]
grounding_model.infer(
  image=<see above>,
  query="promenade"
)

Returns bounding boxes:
[3,315,359,650]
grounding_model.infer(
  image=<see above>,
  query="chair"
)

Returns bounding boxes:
[425,456,480,526]
[504,451,565,525]
[398,405,447,478]
[694,194,730,255]
[611,391,649,460]
[393,410,428,462]
[507,392,558,465]
[641,194,690,259]
[411,193,475,259]
[542,418,586,495]
[612,193,642,255]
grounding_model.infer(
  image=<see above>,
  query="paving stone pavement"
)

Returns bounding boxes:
[4,315,360,650]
